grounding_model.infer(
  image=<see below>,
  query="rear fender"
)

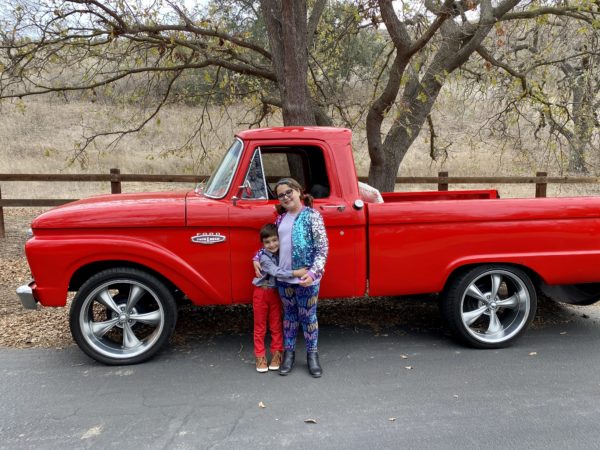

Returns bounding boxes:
[441,255,543,294]
[443,251,600,290]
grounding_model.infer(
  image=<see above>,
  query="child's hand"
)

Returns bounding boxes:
[299,273,314,287]
[293,268,308,278]
[253,260,262,277]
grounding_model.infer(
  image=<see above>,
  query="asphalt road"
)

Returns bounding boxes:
[1,306,600,450]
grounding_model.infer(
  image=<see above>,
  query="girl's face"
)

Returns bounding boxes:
[276,183,302,212]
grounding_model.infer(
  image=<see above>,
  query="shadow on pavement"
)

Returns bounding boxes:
[172,294,592,347]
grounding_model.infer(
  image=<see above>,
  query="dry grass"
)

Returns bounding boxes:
[0,97,252,199]
[3,93,600,201]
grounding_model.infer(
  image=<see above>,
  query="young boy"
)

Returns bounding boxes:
[252,224,307,372]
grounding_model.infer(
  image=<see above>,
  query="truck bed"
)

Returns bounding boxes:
[366,195,600,297]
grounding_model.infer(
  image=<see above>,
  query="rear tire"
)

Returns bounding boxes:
[441,265,536,348]
[70,267,177,365]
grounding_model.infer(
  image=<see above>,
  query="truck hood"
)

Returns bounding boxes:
[32,191,189,229]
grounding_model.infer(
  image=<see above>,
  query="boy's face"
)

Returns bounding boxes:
[263,235,279,253]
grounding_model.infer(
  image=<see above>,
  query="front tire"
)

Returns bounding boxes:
[69,267,177,365]
[441,265,537,348]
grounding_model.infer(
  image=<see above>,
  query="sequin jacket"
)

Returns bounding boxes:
[254,207,329,282]
[276,207,328,281]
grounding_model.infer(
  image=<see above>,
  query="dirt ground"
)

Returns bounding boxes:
[1,207,598,351]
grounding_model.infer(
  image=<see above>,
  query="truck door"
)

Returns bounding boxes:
[228,146,279,302]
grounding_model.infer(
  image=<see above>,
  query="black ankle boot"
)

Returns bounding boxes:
[279,351,295,376]
[307,352,322,378]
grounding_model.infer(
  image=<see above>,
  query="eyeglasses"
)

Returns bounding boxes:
[277,189,294,200]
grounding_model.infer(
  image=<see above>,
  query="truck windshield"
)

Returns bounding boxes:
[203,138,244,198]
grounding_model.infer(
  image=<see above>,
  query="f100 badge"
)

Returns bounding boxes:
[191,233,226,245]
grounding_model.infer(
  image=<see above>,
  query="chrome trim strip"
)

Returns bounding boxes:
[241,147,269,200]
[257,147,269,200]
[203,138,244,200]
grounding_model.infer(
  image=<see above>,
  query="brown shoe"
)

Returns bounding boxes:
[256,356,268,373]
[269,351,283,371]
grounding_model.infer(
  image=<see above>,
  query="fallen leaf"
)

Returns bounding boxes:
[81,426,103,440]
[304,419,317,424]
[258,402,266,408]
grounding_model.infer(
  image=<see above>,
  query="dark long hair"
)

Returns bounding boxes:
[274,178,313,214]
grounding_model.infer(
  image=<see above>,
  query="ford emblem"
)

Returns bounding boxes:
[191,233,226,244]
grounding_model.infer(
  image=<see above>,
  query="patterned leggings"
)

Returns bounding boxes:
[277,282,320,353]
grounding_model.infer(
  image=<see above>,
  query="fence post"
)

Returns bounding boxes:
[438,171,449,191]
[0,186,5,238]
[535,171,547,198]
[110,168,122,194]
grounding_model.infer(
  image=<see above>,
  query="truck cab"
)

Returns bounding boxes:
[190,127,367,302]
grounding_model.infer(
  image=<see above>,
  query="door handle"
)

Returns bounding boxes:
[320,204,346,212]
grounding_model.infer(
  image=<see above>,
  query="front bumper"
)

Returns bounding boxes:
[16,281,38,309]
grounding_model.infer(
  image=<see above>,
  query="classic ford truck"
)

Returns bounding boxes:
[17,127,600,364]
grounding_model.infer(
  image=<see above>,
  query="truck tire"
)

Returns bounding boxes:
[69,267,177,365]
[441,265,537,348]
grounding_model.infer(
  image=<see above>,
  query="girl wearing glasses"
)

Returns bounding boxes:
[253,178,329,377]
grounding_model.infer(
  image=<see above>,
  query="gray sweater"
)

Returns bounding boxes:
[252,250,293,288]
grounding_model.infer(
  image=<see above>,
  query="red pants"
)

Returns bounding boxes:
[252,286,284,357]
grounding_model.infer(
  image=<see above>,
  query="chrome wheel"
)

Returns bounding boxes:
[460,270,530,344]
[442,265,537,348]
[70,268,177,364]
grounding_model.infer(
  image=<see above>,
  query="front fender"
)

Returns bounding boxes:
[26,234,223,307]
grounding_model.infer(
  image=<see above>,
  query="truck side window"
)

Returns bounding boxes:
[261,147,330,198]
[242,149,268,199]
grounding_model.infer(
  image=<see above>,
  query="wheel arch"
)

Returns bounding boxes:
[69,260,180,297]
[442,262,543,296]
[63,244,222,305]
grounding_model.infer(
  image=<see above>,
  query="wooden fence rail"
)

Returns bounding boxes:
[1,168,600,238]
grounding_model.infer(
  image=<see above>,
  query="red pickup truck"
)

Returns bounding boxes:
[17,127,600,364]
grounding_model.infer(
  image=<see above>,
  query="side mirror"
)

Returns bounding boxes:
[237,180,253,198]
[233,181,253,206]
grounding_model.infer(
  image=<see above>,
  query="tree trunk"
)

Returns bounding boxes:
[261,0,317,126]
[366,29,458,191]
[568,73,593,173]
[365,0,516,191]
